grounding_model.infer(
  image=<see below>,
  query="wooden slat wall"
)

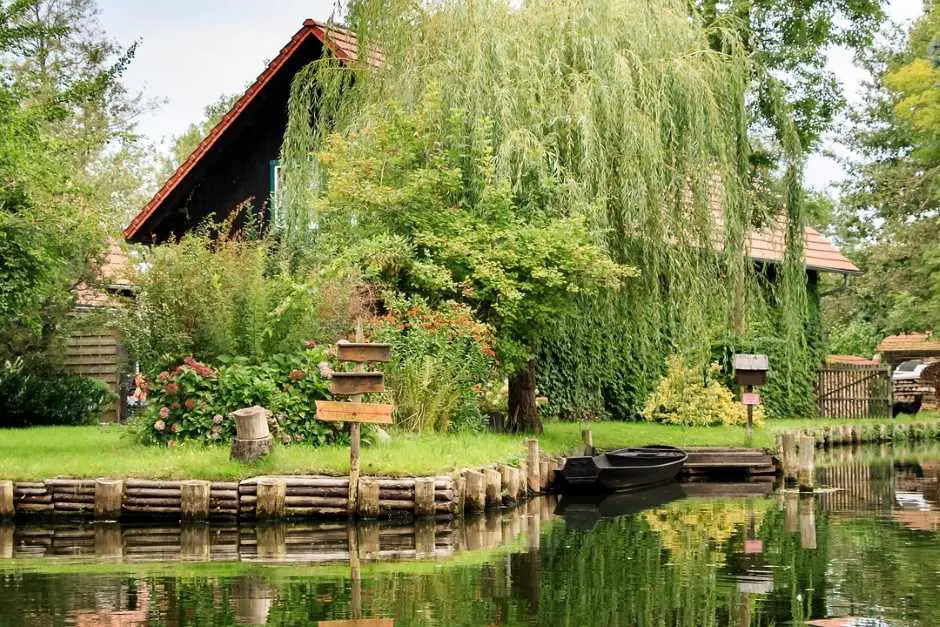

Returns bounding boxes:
[62,329,124,423]
[816,364,892,419]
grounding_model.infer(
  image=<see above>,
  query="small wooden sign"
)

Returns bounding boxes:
[743,539,763,554]
[742,392,761,406]
[318,620,394,627]
[336,342,392,363]
[316,401,394,424]
[330,372,385,395]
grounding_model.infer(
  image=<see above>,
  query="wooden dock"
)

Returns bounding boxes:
[680,448,778,478]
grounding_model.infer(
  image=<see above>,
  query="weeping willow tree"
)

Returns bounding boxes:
[280,0,813,430]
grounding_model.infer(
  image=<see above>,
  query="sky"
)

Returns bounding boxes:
[99,0,925,193]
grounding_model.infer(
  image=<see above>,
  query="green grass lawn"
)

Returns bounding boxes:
[0,413,934,481]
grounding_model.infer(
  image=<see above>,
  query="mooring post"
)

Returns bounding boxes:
[785,491,799,533]
[484,468,502,509]
[181,524,210,560]
[797,435,815,492]
[499,465,518,504]
[526,439,541,494]
[581,428,593,455]
[357,478,380,518]
[464,470,485,512]
[94,523,123,559]
[0,481,13,519]
[94,479,123,520]
[181,480,210,521]
[255,478,286,519]
[781,432,798,485]
[414,477,435,518]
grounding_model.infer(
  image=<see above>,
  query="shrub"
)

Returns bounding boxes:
[641,356,764,427]
[119,230,365,371]
[135,350,342,446]
[0,358,114,427]
[370,296,496,432]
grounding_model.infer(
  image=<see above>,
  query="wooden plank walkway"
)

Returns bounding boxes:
[680,448,779,478]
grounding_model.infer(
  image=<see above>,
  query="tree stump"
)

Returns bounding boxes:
[231,406,273,462]
[464,470,485,512]
[484,468,502,508]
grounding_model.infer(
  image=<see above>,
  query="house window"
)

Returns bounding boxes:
[269,159,284,229]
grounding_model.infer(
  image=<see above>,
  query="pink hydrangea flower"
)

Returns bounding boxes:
[170,423,181,433]
[304,340,318,348]
[159,406,170,419]
[213,414,224,425]
[210,431,220,441]
[281,433,292,445]
[154,420,166,432]
[294,433,304,442]
[184,398,196,410]
[288,369,306,381]
[158,371,170,382]
[164,383,179,396]
[317,361,334,379]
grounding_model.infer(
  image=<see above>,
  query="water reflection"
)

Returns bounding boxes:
[3,444,940,625]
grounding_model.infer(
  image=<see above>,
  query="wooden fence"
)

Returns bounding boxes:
[63,329,125,423]
[816,364,892,419]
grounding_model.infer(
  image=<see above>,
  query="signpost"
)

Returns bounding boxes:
[733,354,769,442]
[314,326,393,515]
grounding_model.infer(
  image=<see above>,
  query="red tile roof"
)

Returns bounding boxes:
[826,354,879,366]
[747,220,859,274]
[876,333,940,354]
[123,19,368,242]
[124,20,859,278]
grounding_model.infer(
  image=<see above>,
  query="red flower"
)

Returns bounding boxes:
[164,383,179,396]
[182,355,215,378]
[288,369,306,382]
[170,423,181,433]
[304,340,318,349]
[184,398,196,410]
[158,371,170,382]
[171,402,180,410]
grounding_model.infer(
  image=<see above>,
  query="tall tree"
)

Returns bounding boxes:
[826,1,940,351]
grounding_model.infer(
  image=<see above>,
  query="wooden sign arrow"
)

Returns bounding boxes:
[316,401,394,425]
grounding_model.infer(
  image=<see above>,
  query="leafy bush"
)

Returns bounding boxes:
[0,359,114,427]
[135,350,342,446]
[641,356,764,427]
[119,230,365,371]
[370,296,496,432]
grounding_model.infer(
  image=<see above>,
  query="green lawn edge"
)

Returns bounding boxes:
[0,414,934,481]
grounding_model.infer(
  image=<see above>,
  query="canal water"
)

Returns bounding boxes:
[2,443,940,626]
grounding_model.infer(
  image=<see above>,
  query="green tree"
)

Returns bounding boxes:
[0,0,138,357]
[827,2,940,344]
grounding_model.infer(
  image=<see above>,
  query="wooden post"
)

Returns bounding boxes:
[231,406,273,462]
[526,439,541,494]
[181,480,210,520]
[539,459,553,492]
[484,468,502,509]
[798,435,815,492]
[255,478,286,519]
[348,321,366,515]
[781,433,797,485]
[581,429,593,455]
[500,465,519,504]
[256,523,287,560]
[357,478,380,518]
[799,495,817,550]
[414,477,435,517]
[464,470,485,512]
[0,481,13,519]
[94,479,123,520]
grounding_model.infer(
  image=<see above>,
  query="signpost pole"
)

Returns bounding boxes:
[745,384,753,443]
[348,320,365,515]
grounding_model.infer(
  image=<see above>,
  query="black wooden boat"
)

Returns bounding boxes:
[555,482,687,530]
[558,445,688,492]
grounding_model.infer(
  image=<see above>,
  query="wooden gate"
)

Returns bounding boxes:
[816,364,892,419]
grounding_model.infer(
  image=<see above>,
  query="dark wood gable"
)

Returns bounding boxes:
[124,20,364,244]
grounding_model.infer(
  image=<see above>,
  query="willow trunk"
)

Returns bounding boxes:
[508,359,541,434]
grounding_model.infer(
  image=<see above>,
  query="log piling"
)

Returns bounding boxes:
[94,479,123,520]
